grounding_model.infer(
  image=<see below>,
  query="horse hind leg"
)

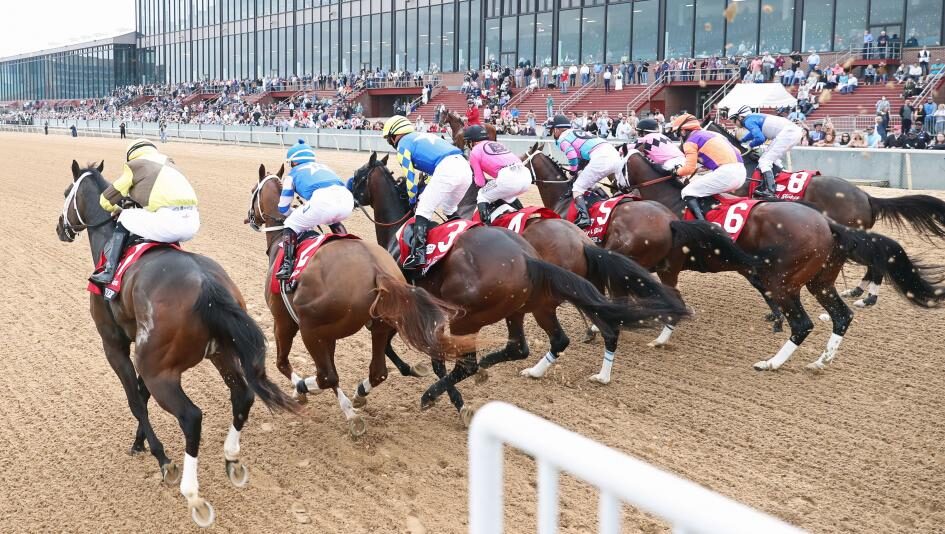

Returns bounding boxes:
[299,334,366,437]
[382,329,431,378]
[482,312,530,374]
[753,293,814,371]
[209,352,255,488]
[521,310,568,379]
[421,353,479,427]
[352,325,395,409]
[806,281,854,371]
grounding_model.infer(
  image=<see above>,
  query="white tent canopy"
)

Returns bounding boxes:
[715,83,797,111]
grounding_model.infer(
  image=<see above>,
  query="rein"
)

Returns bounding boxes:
[62,171,114,239]
[352,163,415,227]
[524,150,573,184]
[633,174,677,189]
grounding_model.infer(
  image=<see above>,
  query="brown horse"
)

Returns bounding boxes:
[620,150,944,371]
[349,152,689,421]
[246,164,475,435]
[522,144,763,350]
[704,119,945,308]
[440,108,497,149]
[57,161,296,527]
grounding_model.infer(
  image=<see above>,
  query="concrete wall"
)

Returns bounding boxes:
[6,120,942,190]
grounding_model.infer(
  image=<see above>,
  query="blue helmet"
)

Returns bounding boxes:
[286,139,316,165]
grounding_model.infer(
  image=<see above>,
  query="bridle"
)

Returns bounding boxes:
[351,161,415,227]
[246,174,286,232]
[60,171,114,241]
[523,148,572,184]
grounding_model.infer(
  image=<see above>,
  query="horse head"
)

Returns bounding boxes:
[522,143,574,215]
[57,159,110,244]
[246,163,285,235]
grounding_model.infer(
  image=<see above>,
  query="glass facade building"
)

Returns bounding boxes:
[0,34,138,101]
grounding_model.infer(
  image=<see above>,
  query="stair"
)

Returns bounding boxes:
[805,84,906,121]
[410,90,473,123]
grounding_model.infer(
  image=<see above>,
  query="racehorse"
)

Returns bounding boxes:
[246,164,476,435]
[349,152,689,421]
[704,119,945,308]
[522,144,763,350]
[56,161,297,527]
[619,149,944,371]
[439,108,497,149]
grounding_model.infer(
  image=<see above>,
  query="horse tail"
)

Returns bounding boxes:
[582,244,685,306]
[868,194,945,239]
[370,273,476,359]
[525,257,689,337]
[669,220,763,270]
[828,221,945,308]
[194,277,298,412]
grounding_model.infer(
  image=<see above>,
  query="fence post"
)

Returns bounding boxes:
[468,416,505,534]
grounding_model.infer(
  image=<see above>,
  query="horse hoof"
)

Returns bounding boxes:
[410,362,432,378]
[753,360,777,371]
[771,323,783,334]
[226,460,250,488]
[161,462,181,485]
[420,396,436,411]
[647,339,667,348]
[348,415,367,437]
[293,390,308,405]
[854,295,877,308]
[351,393,367,409]
[520,367,543,379]
[581,329,597,343]
[840,287,864,299]
[459,405,476,428]
[128,443,147,456]
[189,499,216,528]
[588,374,611,385]
[805,361,826,372]
[764,312,778,322]
[474,368,489,385]
[818,313,831,322]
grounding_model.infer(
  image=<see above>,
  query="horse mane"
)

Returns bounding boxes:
[79,162,109,187]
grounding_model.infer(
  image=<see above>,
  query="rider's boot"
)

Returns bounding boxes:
[403,215,430,270]
[754,170,777,199]
[509,198,524,210]
[444,211,461,221]
[328,222,347,234]
[573,195,592,229]
[684,196,706,221]
[275,228,298,280]
[476,202,493,225]
[90,223,130,285]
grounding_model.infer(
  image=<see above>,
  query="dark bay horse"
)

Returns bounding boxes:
[522,145,763,350]
[247,164,475,435]
[56,161,296,527]
[440,108,497,149]
[619,150,945,371]
[705,119,945,308]
[453,180,691,384]
[349,152,689,422]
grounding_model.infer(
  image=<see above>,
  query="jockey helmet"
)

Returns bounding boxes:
[382,115,414,138]
[286,139,316,166]
[125,139,157,161]
[669,113,701,135]
[729,105,753,121]
[463,125,489,143]
[635,118,661,134]
[550,114,571,130]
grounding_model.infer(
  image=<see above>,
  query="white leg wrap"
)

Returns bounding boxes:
[754,340,798,371]
[868,282,880,296]
[303,376,319,391]
[521,352,556,378]
[336,389,356,420]
[648,325,675,347]
[589,351,615,384]
[291,372,303,387]
[359,378,372,395]
[223,426,241,462]
[180,453,199,501]
[808,333,844,370]
[859,279,870,290]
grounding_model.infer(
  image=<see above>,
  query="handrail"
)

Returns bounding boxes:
[909,67,945,108]
[558,77,599,112]
[700,71,741,118]
[625,72,668,116]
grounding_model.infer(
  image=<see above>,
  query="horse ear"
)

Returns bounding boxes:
[258,163,266,181]
[277,163,285,178]
[97,160,105,173]
[71,160,80,180]
[381,154,390,165]
[530,142,540,153]
[369,151,377,165]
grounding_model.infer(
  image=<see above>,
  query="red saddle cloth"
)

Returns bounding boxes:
[565,193,641,244]
[683,196,764,241]
[750,169,819,201]
[471,206,560,235]
[88,242,181,298]
[269,233,361,294]
[396,217,481,275]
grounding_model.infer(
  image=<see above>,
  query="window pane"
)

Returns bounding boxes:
[760,0,794,54]
[518,14,535,66]
[581,6,604,63]
[502,16,517,56]
[665,0,693,58]
[442,4,454,71]
[485,18,500,64]
[322,22,331,74]
[694,0,724,57]
[372,15,381,68]
[343,18,352,72]
[431,5,442,71]
[631,0,657,60]
[802,0,833,52]
[834,0,866,51]
[870,0,904,25]
[470,0,482,68]
[557,9,580,65]
[351,16,361,69]
[407,8,417,70]
[419,7,430,70]
[458,2,469,70]
[605,3,630,63]
[726,0,758,56]
[906,0,942,47]
[382,15,392,69]
[536,11,553,66]
[396,10,406,70]
[330,19,338,73]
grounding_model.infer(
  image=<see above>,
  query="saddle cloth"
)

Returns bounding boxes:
[88,242,181,299]
[270,233,361,294]
[566,193,641,244]
[750,169,819,201]
[472,206,560,235]
[397,217,481,275]
[683,195,764,241]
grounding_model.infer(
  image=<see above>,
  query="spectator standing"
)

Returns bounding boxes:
[923,98,937,133]
[580,64,590,85]
[615,117,633,140]
[526,110,536,133]
[70,125,77,137]
[159,119,167,143]
[885,125,905,148]
[119,121,126,139]
[806,50,820,75]
[560,67,569,93]
[876,96,890,128]
[44,120,48,135]
[900,102,914,132]
[809,122,825,143]
[934,104,945,134]
[596,113,609,138]
[546,95,554,119]
[863,30,874,58]
[877,31,889,58]
[640,60,649,84]
[603,69,612,92]
[919,47,931,76]
[615,68,624,90]
[627,61,636,85]
[569,64,578,87]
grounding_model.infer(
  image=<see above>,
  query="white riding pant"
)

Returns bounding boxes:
[477,165,532,203]
[572,144,624,195]
[284,185,354,233]
[680,163,746,198]
[118,206,200,242]
[758,125,803,173]
[416,154,473,220]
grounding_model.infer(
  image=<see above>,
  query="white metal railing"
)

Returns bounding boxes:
[701,72,741,118]
[559,77,600,111]
[625,72,668,115]
[910,67,945,108]
[469,402,805,534]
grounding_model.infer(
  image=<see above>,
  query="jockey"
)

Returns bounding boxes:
[91,139,200,285]
[729,105,803,198]
[548,114,623,229]
[465,125,531,224]
[382,115,472,269]
[669,113,747,221]
[274,139,354,280]
[633,118,687,175]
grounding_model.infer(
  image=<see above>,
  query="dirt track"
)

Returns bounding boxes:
[0,131,943,533]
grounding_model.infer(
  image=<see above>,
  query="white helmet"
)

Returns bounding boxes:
[729,105,752,121]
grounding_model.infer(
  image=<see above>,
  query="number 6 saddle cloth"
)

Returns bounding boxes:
[683,195,766,241]
[396,217,482,275]
[749,169,819,201]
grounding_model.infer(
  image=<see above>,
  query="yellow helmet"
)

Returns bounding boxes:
[126,138,157,161]
[381,115,414,138]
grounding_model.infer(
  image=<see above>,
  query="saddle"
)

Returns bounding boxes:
[565,191,641,244]
[269,232,360,294]
[683,194,764,241]
[88,241,181,299]
[395,217,481,276]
